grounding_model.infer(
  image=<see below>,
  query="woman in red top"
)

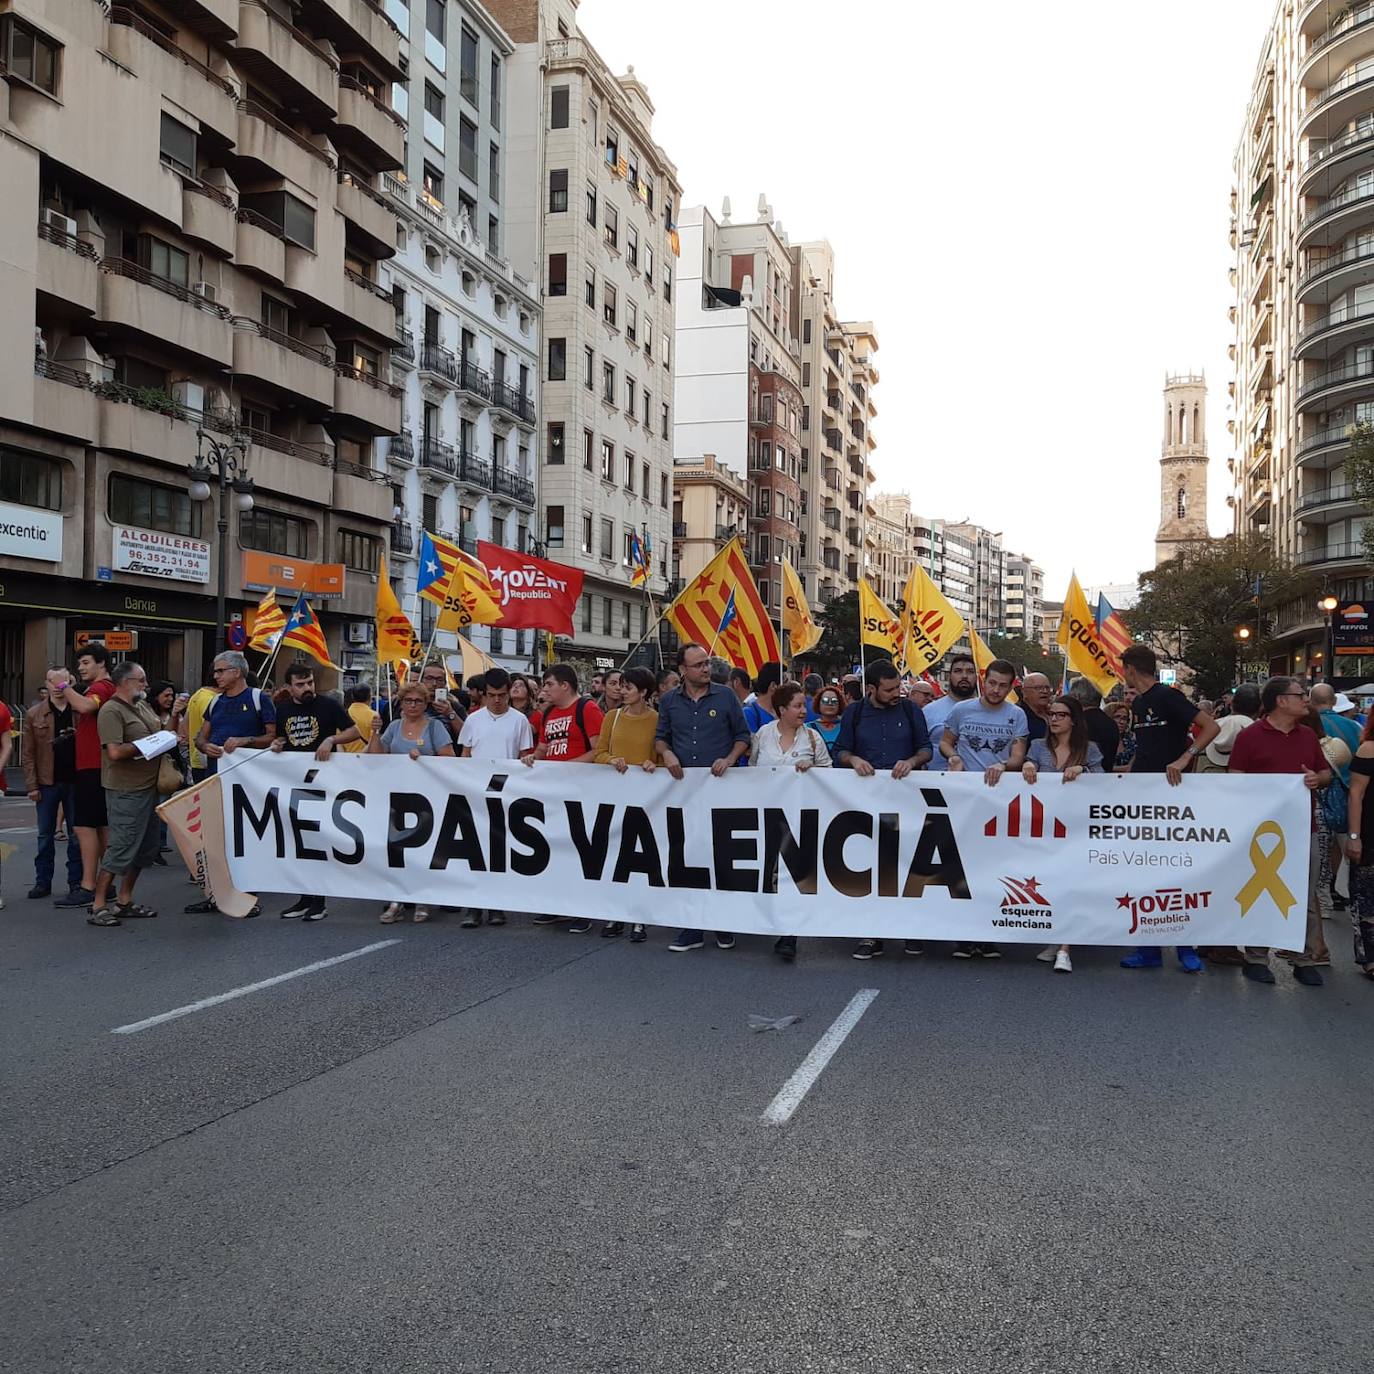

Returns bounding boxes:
[52,643,116,908]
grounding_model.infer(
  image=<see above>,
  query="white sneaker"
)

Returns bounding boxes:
[1036,945,1057,962]
[1053,950,1072,973]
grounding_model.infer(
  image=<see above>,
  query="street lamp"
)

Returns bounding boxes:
[1320,593,1340,685]
[190,429,254,659]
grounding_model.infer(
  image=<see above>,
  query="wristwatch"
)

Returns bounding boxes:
[1185,745,1200,757]
[1349,832,1361,841]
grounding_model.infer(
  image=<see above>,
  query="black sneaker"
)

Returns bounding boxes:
[302,904,328,922]
[531,914,567,925]
[280,897,312,920]
[1242,962,1276,984]
[978,944,1002,959]
[715,931,736,950]
[567,919,593,934]
[852,939,884,960]
[55,887,95,909]
[460,911,483,928]
[774,936,797,961]
[1292,965,1324,987]
[628,924,647,943]
[951,942,975,958]
[486,910,506,926]
[184,897,218,914]
[27,885,51,899]
[601,922,626,938]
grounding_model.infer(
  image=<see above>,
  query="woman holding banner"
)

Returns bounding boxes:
[1022,695,1103,973]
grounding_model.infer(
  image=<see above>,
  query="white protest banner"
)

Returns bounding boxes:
[213,755,1311,949]
[159,776,258,918]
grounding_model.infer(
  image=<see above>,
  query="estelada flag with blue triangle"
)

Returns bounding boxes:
[665,537,780,676]
[280,593,337,668]
[417,528,496,606]
[629,530,650,587]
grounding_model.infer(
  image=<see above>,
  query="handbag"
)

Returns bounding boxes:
[157,753,185,796]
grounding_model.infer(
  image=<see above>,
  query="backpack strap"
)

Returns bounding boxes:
[573,696,594,753]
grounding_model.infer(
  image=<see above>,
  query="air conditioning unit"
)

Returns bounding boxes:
[41,208,77,237]
[170,381,205,415]
[346,622,372,645]
[192,282,217,302]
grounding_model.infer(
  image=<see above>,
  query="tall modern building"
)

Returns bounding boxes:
[945,521,1006,633]
[1003,552,1045,644]
[1229,1,1374,673]
[487,0,681,670]
[673,198,803,615]
[790,239,878,606]
[0,0,407,704]
[381,0,541,671]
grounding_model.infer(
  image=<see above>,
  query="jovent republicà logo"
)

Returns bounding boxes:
[984,793,1067,839]
[994,875,1053,929]
[1117,887,1212,935]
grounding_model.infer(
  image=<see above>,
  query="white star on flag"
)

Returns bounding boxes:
[425,559,439,575]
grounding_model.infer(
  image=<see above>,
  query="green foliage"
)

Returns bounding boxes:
[1345,422,1374,567]
[1130,534,1314,698]
[983,633,1059,683]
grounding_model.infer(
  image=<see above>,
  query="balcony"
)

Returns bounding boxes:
[715,524,742,543]
[823,465,842,492]
[235,100,335,192]
[386,431,414,464]
[420,341,459,385]
[492,468,536,506]
[93,380,207,469]
[98,258,232,366]
[1297,541,1368,567]
[341,266,396,338]
[1297,177,1374,250]
[107,8,238,143]
[1302,3,1374,84]
[239,425,336,504]
[1300,120,1374,198]
[333,466,394,522]
[671,521,688,538]
[491,379,535,425]
[234,2,339,118]
[458,360,493,403]
[336,76,405,171]
[234,206,287,282]
[333,362,402,432]
[32,358,98,443]
[392,327,416,369]
[390,522,414,555]
[457,451,493,490]
[181,180,235,255]
[824,429,842,455]
[1298,295,1374,358]
[335,171,397,257]
[231,316,335,407]
[314,0,404,80]
[421,438,456,475]
[1296,354,1374,410]
[1297,481,1363,519]
[1299,64,1374,142]
[822,509,841,531]
[1297,423,1354,468]
[36,218,98,316]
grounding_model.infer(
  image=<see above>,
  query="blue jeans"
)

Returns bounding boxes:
[35,782,81,892]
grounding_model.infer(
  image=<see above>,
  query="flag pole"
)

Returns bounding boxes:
[619,601,670,672]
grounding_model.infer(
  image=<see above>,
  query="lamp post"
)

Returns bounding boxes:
[1319,593,1340,685]
[189,430,254,663]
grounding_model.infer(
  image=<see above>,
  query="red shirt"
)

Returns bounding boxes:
[1228,716,1326,831]
[74,678,116,771]
[0,700,12,793]
[537,698,604,761]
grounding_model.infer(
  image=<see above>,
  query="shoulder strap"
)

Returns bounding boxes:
[574,696,594,752]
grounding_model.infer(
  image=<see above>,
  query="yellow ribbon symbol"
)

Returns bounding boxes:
[1235,821,1297,918]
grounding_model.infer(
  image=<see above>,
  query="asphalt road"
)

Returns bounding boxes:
[2,794,1371,1374]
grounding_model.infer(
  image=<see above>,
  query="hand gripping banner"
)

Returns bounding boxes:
[197,757,1312,949]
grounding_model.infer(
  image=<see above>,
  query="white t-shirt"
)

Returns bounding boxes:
[457,706,534,760]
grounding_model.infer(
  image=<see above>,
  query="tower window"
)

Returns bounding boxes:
[1177,487,1187,520]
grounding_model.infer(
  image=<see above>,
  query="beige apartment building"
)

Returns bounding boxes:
[488,0,680,668]
[1229,0,1374,677]
[0,0,406,704]
[671,454,749,588]
[1004,552,1045,644]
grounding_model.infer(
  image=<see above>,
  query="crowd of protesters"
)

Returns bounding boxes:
[6,639,1371,987]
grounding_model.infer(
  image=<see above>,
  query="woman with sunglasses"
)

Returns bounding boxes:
[1022,695,1103,973]
[811,685,845,749]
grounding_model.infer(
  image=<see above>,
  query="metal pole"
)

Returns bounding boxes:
[214,454,228,665]
[1327,609,1336,685]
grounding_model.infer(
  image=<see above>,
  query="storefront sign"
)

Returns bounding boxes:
[113,524,210,584]
[0,500,62,562]
[1334,602,1374,656]
[0,571,216,626]
[241,551,346,598]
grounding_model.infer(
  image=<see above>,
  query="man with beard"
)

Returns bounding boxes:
[923,652,978,773]
[269,663,361,921]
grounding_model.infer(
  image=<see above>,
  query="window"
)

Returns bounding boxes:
[601,518,615,560]
[129,233,190,288]
[159,114,196,177]
[583,345,594,389]
[604,204,619,250]
[645,325,653,360]
[240,506,308,558]
[423,161,444,203]
[0,448,61,510]
[489,143,500,202]
[761,395,774,422]
[4,16,60,95]
[603,282,617,327]
[605,129,619,167]
[546,505,564,547]
[549,168,568,213]
[460,24,478,104]
[603,362,616,404]
[488,215,499,254]
[490,54,501,128]
[548,253,567,297]
[645,245,654,284]
[602,596,613,635]
[661,332,670,368]
[585,270,596,309]
[622,600,633,638]
[583,429,595,470]
[627,152,639,189]
[581,513,593,556]
[802,362,810,387]
[624,451,635,491]
[242,190,316,249]
[643,391,651,428]
[581,592,593,631]
[664,196,675,230]
[584,186,598,229]
[547,336,566,380]
[660,472,669,507]
[551,85,570,128]
[627,225,639,270]
[803,318,812,344]
[547,422,565,464]
[641,460,650,495]
[601,439,615,481]
[459,117,478,181]
[626,301,637,344]
[426,0,445,40]
[623,529,637,566]
[338,529,380,574]
[661,403,669,439]
[422,492,439,530]
[424,81,444,122]
[625,376,636,414]
[801,405,810,431]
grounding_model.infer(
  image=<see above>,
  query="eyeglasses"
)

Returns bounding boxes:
[1048,710,1072,719]
[1280,691,1309,700]
[211,667,231,676]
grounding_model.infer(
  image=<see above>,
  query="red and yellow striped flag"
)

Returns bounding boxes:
[1095,593,1132,677]
[419,528,495,606]
[280,594,336,668]
[665,538,780,676]
[247,586,287,652]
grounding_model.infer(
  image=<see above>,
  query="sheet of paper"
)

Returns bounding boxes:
[133,730,179,760]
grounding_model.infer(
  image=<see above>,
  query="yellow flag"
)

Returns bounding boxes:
[858,579,901,660]
[1057,572,1120,695]
[456,635,497,681]
[970,628,996,677]
[375,555,424,666]
[781,559,821,657]
[437,556,502,632]
[898,564,966,675]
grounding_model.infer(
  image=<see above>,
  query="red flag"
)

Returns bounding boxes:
[477,542,584,636]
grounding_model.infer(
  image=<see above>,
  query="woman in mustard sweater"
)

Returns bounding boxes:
[591,665,659,941]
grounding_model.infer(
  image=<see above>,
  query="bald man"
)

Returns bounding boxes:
[908,679,936,709]
[1018,672,1053,742]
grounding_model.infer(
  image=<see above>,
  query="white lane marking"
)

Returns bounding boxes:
[761,988,879,1127]
[111,940,403,1035]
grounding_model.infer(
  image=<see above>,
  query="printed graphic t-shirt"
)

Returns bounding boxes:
[1130,683,1198,774]
[276,696,351,752]
[538,698,604,760]
[942,698,1028,773]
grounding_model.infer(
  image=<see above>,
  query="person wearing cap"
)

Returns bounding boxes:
[1195,685,1259,774]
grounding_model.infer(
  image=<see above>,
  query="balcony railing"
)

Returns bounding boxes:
[459,359,493,400]
[420,341,458,382]
[1297,423,1353,456]
[230,315,333,366]
[110,8,237,95]
[34,356,95,389]
[241,1,339,70]
[421,439,456,473]
[1299,238,1374,287]
[1304,122,1374,176]
[457,451,492,488]
[335,361,402,396]
[491,379,535,422]
[715,524,742,542]
[1299,297,1374,340]
[387,431,414,461]
[182,177,235,209]
[344,265,394,302]
[340,73,407,127]
[1298,354,1374,399]
[100,256,232,319]
[1307,65,1374,120]
[38,218,98,259]
[334,457,384,481]
[390,522,414,554]
[240,425,332,464]
[1298,482,1357,511]
[671,521,688,538]
[237,100,335,168]
[393,327,415,362]
[1302,178,1374,228]
[235,204,285,237]
[1297,541,1366,565]
[1307,2,1374,61]
[493,468,535,504]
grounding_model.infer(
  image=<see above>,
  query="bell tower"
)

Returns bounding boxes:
[1155,372,1211,564]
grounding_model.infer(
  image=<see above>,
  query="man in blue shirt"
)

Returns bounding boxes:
[194,651,277,775]
[834,659,932,961]
[656,641,751,954]
[743,662,782,733]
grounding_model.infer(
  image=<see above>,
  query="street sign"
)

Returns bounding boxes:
[74,630,136,652]
[1159,668,1178,685]
[97,566,113,582]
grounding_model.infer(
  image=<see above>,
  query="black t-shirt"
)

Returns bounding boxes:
[1024,711,1048,743]
[1084,707,1119,772]
[49,702,77,783]
[276,696,351,752]
[1130,683,1198,774]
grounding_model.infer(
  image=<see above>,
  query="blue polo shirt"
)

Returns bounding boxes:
[204,687,276,773]
[834,696,930,771]
[655,682,750,769]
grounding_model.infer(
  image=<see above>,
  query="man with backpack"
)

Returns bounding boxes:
[193,651,277,773]
[833,658,933,960]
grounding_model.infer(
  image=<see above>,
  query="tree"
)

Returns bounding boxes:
[804,590,899,677]
[1129,534,1315,699]
[1344,422,1374,565]
[984,633,1059,683]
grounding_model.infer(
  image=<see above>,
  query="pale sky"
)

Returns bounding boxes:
[581,0,1278,599]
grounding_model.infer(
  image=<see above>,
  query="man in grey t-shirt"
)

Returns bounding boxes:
[939,657,1028,960]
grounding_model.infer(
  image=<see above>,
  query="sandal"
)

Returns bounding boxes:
[184,898,218,914]
[413,906,430,922]
[380,902,404,924]
[87,909,122,927]
[116,903,159,919]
